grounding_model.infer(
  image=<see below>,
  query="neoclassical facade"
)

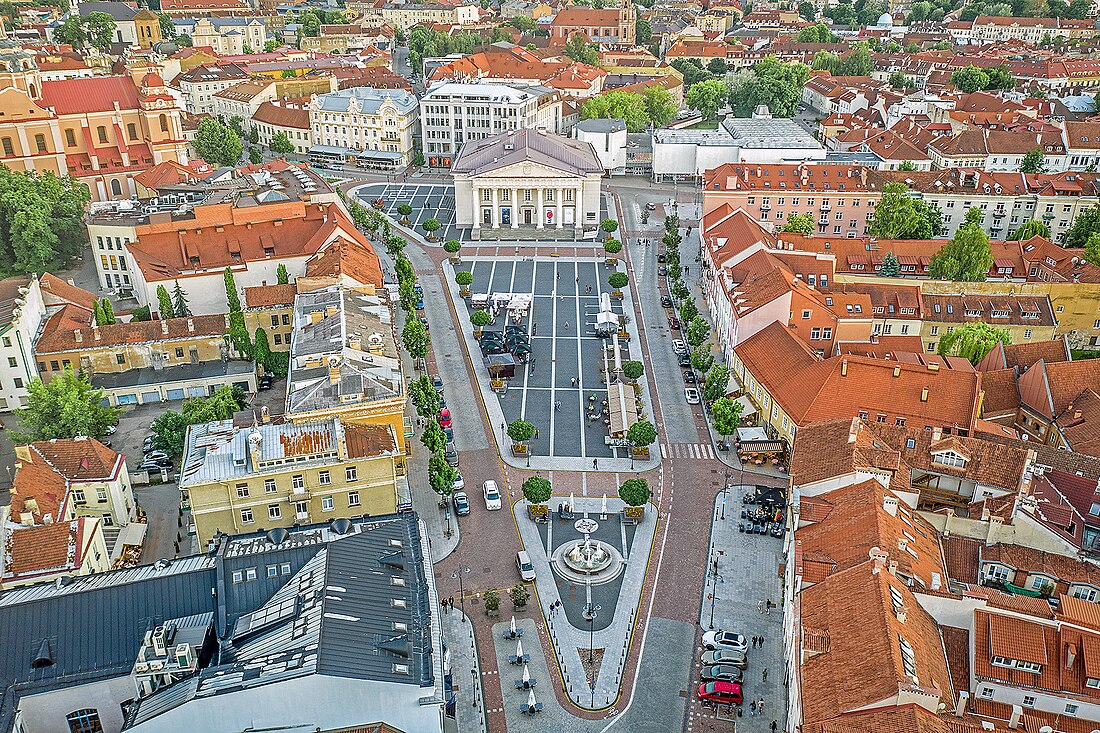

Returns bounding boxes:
[451,128,603,238]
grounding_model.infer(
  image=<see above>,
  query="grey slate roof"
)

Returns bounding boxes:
[77,1,137,20]
[0,514,434,733]
[575,118,626,134]
[313,87,418,115]
[451,128,604,176]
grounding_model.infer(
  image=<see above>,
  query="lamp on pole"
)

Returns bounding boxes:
[452,566,470,621]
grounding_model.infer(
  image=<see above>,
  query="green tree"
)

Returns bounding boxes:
[680,298,699,324]
[985,66,1015,90]
[471,309,493,334]
[937,322,1011,363]
[264,39,278,52]
[880,251,900,276]
[1010,220,1050,240]
[130,305,151,322]
[224,267,242,312]
[781,213,814,234]
[53,16,87,47]
[711,395,742,441]
[601,218,619,235]
[690,345,714,375]
[402,316,430,366]
[811,50,840,73]
[670,58,716,88]
[622,360,644,381]
[249,148,263,165]
[428,451,457,496]
[150,410,189,456]
[928,208,993,281]
[797,23,836,42]
[636,17,652,44]
[276,264,290,285]
[507,419,535,445]
[1020,148,1046,174]
[12,367,119,443]
[253,327,272,371]
[1063,204,1100,248]
[672,279,690,301]
[898,160,916,171]
[0,168,91,274]
[687,78,728,121]
[889,71,908,89]
[798,0,816,20]
[581,90,650,132]
[728,56,810,117]
[563,33,599,65]
[869,182,942,239]
[270,131,295,155]
[522,475,552,504]
[444,239,462,258]
[603,238,623,255]
[421,420,446,453]
[618,477,651,506]
[627,419,657,450]
[156,285,175,318]
[172,281,190,317]
[642,86,677,127]
[951,65,990,93]
[299,7,321,36]
[609,271,629,290]
[838,46,873,76]
[455,270,474,295]
[702,364,730,404]
[83,11,116,51]
[686,315,710,347]
[1085,232,1100,266]
[422,218,441,239]
[707,58,728,75]
[100,298,116,325]
[193,117,243,167]
[409,375,443,418]
[227,116,245,138]
[397,203,413,224]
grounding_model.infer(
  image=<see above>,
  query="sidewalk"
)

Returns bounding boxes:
[440,607,488,733]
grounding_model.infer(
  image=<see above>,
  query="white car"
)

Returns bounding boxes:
[516,551,536,581]
[685,387,701,404]
[483,480,502,511]
[672,339,687,355]
[702,631,748,653]
[453,469,465,491]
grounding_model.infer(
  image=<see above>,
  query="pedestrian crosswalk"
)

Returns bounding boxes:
[662,442,717,460]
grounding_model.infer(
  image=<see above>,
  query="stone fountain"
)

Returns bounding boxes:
[551,523,625,586]
[563,535,613,575]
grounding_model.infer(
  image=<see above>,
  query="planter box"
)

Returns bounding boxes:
[528,504,548,521]
[512,444,528,457]
[632,447,650,458]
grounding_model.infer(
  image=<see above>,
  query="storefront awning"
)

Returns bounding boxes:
[733,394,756,418]
[608,379,639,436]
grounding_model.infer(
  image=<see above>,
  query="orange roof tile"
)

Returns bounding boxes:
[244,283,296,309]
[36,312,228,354]
[305,238,384,288]
[39,76,141,115]
[344,423,396,458]
[3,518,90,579]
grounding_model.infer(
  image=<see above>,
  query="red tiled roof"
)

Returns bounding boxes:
[244,283,296,309]
[37,312,228,354]
[38,76,141,115]
[305,238,384,288]
[30,437,121,482]
[38,272,96,310]
[3,518,91,579]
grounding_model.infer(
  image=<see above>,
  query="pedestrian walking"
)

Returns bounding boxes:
[749,701,756,716]
[449,597,455,609]
[685,266,689,276]
[758,600,765,614]
[557,272,560,280]
[554,401,561,411]
[771,721,778,732]
[763,668,768,682]
[592,458,598,469]
[534,429,540,439]
[766,599,773,615]
[758,698,765,714]
[760,634,765,645]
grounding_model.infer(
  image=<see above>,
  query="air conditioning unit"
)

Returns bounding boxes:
[135,662,150,673]
[149,660,164,670]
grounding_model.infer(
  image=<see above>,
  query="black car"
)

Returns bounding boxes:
[683,370,697,383]
[661,296,673,307]
[678,353,692,367]
[259,374,274,390]
[700,664,743,683]
[657,252,666,263]
[658,265,669,276]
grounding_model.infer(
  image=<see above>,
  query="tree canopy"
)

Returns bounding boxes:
[687,79,728,121]
[193,117,243,167]
[563,33,599,65]
[618,478,651,506]
[1009,220,1050,240]
[780,213,814,234]
[0,168,90,274]
[936,322,1011,363]
[270,132,295,155]
[12,368,119,443]
[797,22,837,42]
[711,396,742,438]
[1020,148,1046,174]
[868,182,943,240]
[728,56,810,117]
[1063,204,1100,249]
[581,90,650,131]
[627,419,657,448]
[522,475,552,504]
[928,208,993,281]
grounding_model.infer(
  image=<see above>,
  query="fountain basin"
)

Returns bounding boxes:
[550,538,625,586]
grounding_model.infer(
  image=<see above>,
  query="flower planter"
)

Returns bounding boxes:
[632,446,650,459]
[512,444,529,457]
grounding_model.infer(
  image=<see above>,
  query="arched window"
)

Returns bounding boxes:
[159,114,169,133]
[110,179,122,196]
[28,82,36,97]
[66,709,103,733]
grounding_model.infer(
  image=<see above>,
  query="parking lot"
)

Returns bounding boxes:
[457,257,642,461]
[353,183,464,242]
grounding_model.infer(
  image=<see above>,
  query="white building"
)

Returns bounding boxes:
[174,17,269,55]
[309,88,419,171]
[172,63,251,115]
[420,82,555,167]
[0,275,46,412]
[652,111,825,182]
[210,79,276,132]
[451,128,604,237]
[573,118,627,174]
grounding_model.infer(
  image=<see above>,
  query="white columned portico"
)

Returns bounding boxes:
[556,187,564,228]
[491,187,500,228]
[511,186,519,228]
[472,187,480,230]
[536,187,544,229]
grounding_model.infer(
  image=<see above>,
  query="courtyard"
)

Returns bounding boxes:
[452,257,656,466]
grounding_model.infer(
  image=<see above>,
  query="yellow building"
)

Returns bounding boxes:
[181,417,405,544]
[918,293,1058,354]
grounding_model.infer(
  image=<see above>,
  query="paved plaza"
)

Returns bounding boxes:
[354,182,464,242]
[449,257,658,470]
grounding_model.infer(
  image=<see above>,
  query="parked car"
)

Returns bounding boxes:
[678,353,692,367]
[452,469,465,491]
[443,426,455,442]
[646,202,657,211]
[658,265,669,276]
[698,681,742,705]
[416,297,425,310]
[516,550,536,581]
[445,447,460,467]
[144,450,169,463]
[137,460,168,473]
[702,631,748,653]
[685,387,701,404]
[683,370,697,383]
[432,375,444,392]
[452,491,470,516]
[700,665,743,683]
[143,437,155,453]
[668,317,680,330]
[700,650,747,668]
[259,374,274,390]
[420,316,430,330]
[672,339,687,354]
[105,424,117,435]
[657,251,666,262]
[438,409,452,428]
[483,480,502,511]
[661,295,673,307]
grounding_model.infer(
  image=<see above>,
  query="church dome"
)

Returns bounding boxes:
[877,11,894,25]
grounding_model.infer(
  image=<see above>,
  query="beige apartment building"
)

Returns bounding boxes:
[181,417,404,544]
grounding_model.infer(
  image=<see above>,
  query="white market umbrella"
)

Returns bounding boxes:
[522,663,531,684]
[569,492,575,511]
[602,493,608,514]
[510,616,517,635]
[527,687,537,708]
[516,639,524,658]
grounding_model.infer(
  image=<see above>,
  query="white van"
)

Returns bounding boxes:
[483,480,502,510]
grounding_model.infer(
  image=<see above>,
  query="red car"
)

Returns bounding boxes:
[668,317,681,330]
[438,408,452,428]
[698,681,742,705]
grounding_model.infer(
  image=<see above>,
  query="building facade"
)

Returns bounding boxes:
[175,17,269,55]
[309,87,418,171]
[420,82,546,167]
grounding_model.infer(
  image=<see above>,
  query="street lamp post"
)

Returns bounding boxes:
[452,566,470,621]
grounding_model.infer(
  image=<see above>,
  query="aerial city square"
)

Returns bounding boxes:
[2,0,1100,731]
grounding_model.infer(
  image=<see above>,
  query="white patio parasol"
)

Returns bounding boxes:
[510,616,517,635]
[602,493,608,514]
[527,687,537,708]
[569,491,576,511]
[522,663,531,684]
[516,639,524,658]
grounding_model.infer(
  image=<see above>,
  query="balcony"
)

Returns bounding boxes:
[760,202,771,211]
[992,209,1006,218]
[820,203,831,212]
[818,217,829,225]
[296,510,310,521]
[292,485,307,496]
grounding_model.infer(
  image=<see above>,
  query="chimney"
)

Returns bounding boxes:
[1074,409,1083,420]
[932,427,942,441]
[328,356,340,385]
[161,319,169,335]
[14,445,31,463]
[1009,704,1023,729]
[74,329,82,343]
[893,365,901,377]
[92,325,101,341]
[869,546,888,573]
[841,359,848,376]
[888,559,898,575]
[895,602,906,623]
[1065,642,1077,670]
[883,494,899,516]
[921,387,929,402]
[187,318,195,333]
[955,691,969,717]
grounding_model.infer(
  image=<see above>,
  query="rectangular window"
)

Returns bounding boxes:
[264,478,276,493]
[292,475,304,490]
[346,466,358,482]
[267,565,278,578]
[65,129,76,147]
[268,504,281,520]
[7,357,15,368]
[321,495,334,511]
[271,315,280,327]
[349,491,360,506]
[236,484,249,498]
[1022,695,1036,708]
[1,137,12,156]
[810,327,821,339]
[1024,329,1032,339]
[318,470,331,485]
[245,567,257,581]
[241,508,254,523]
